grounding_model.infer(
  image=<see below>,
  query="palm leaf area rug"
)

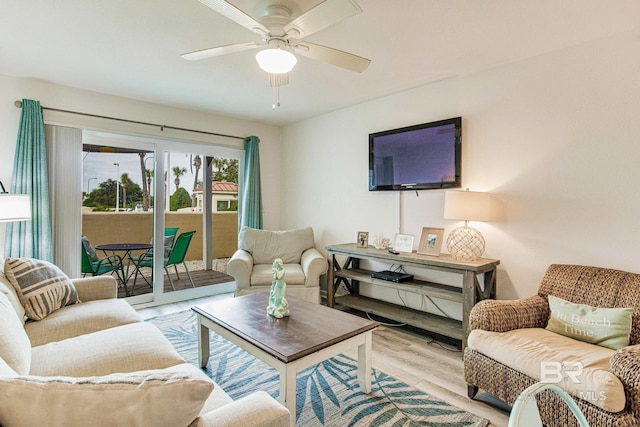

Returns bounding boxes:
[148,309,489,427]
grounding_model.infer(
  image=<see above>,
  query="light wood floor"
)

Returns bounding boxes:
[137,294,510,427]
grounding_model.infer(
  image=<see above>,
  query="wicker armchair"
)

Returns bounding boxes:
[464,264,640,427]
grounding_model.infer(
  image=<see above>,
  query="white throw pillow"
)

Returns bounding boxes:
[0,364,214,427]
[0,272,26,322]
[0,292,31,375]
[4,258,79,321]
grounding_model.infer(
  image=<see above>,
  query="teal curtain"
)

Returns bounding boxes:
[239,136,263,230]
[5,99,53,261]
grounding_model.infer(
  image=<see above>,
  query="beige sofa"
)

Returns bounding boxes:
[0,270,290,427]
[227,227,328,303]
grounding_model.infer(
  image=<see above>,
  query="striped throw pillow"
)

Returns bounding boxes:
[4,258,79,321]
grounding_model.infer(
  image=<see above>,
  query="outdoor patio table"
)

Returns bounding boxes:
[95,243,152,296]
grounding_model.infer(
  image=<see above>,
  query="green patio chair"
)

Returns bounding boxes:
[81,236,123,278]
[133,230,196,291]
[133,227,181,288]
[145,227,180,258]
[162,227,179,257]
[134,227,180,286]
[164,227,179,237]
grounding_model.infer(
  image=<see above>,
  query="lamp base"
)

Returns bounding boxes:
[446,225,485,261]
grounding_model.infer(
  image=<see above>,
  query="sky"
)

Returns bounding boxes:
[82,151,200,196]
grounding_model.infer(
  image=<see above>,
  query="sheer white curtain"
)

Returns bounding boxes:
[45,125,82,277]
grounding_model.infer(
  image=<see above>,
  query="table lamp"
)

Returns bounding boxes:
[0,181,32,222]
[443,189,494,261]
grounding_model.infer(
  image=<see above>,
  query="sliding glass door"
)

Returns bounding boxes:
[81,132,156,304]
[79,131,242,305]
[153,142,241,304]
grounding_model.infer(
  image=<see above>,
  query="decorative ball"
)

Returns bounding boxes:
[446,226,485,261]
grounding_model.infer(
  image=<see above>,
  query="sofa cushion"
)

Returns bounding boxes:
[0,272,25,323]
[4,258,79,321]
[468,328,625,413]
[0,292,31,375]
[72,276,117,301]
[0,357,17,377]
[0,363,213,427]
[239,227,315,264]
[546,295,633,350]
[198,381,233,415]
[31,322,185,377]
[251,263,306,286]
[194,390,291,427]
[25,298,142,347]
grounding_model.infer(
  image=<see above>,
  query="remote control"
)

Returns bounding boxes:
[388,249,400,255]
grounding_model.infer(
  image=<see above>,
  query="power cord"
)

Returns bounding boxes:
[424,335,462,352]
[422,294,453,319]
[366,311,407,327]
[396,289,408,307]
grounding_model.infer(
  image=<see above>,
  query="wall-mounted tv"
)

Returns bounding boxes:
[369,117,461,191]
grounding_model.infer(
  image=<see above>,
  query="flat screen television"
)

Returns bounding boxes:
[369,117,461,191]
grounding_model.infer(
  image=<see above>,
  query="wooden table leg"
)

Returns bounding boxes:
[462,271,476,350]
[358,330,373,393]
[279,364,297,426]
[327,253,335,307]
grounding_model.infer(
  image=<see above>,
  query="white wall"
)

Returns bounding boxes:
[281,30,640,300]
[0,75,282,259]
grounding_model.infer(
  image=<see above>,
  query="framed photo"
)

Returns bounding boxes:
[417,227,445,256]
[356,231,369,248]
[393,233,414,253]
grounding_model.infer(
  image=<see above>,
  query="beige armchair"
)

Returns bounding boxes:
[464,264,640,427]
[227,227,328,303]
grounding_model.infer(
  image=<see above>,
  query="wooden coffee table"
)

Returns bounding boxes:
[192,292,378,425]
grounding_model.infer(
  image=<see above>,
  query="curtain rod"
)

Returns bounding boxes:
[14,100,248,141]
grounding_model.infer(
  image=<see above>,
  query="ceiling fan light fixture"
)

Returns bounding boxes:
[256,48,297,74]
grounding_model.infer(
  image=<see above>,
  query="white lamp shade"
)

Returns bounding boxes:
[256,48,297,74]
[0,194,32,222]
[444,190,494,222]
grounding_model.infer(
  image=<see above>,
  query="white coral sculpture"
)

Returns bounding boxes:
[373,235,391,250]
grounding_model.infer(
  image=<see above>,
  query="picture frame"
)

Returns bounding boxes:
[393,233,414,253]
[356,231,369,248]
[417,227,445,256]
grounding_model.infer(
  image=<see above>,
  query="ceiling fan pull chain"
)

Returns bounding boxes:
[272,85,281,109]
[269,72,288,109]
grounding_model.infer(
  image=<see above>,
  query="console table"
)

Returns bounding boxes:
[325,243,500,348]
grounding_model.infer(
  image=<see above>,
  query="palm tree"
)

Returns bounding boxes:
[120,172,133,209]
[146,169,154,199]
[211,157,239,183]
[121,173,127,209]
[173,166,187,190]
[138,153,150,211]
[192,155,202,190]
[192,155,202,207]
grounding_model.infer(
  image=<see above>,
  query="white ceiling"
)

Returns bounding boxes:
[2,0,639,126]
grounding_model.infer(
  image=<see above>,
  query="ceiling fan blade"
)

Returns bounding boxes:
[294,42,370,72]
[181,42,261,61]
[198,0,269,36]
[284,0,362,39]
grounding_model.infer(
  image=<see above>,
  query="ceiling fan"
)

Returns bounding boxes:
[181,0,371,92]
